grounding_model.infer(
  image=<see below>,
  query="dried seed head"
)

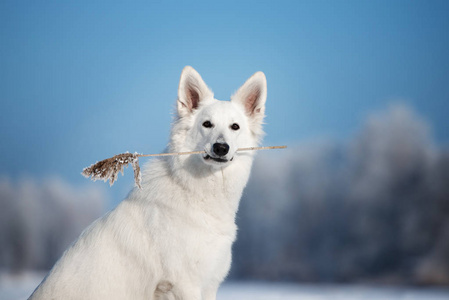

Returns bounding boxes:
[82,152,142,188]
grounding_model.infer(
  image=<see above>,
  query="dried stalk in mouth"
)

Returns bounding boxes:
[82,145,286,188]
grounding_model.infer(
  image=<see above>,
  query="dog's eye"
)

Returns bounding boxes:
[202,121,213,128]
[231,123,240,131]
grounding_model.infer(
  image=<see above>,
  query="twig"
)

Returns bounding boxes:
[138,145,287,157]
[82,145,287,188]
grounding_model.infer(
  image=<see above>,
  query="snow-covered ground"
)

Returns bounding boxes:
[218,282,449,300]
[1,272,449,300]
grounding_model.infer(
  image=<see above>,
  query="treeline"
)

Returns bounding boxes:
[1,104,448,286]
[0,178,105,271]
[231,105,449,285]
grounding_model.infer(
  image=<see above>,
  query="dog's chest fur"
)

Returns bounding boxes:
[127,156,252,287]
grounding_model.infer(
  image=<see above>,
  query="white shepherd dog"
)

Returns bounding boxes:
[30,66,267,300]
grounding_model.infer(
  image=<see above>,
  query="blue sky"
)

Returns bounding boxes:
[1,0,448,202]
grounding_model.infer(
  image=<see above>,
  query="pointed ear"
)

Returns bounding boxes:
[177,66,213,118]
[231,71,267,123]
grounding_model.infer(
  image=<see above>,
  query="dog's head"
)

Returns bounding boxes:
[172,66,267,168]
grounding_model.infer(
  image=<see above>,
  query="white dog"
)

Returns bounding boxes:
[30,66,267,300]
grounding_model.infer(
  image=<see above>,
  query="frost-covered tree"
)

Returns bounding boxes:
[0,178,106,272]
[231,104,449,285]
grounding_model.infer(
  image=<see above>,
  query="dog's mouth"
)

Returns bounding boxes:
[203,154,233,163]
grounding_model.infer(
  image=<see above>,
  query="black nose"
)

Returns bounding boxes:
[213,143,229,157]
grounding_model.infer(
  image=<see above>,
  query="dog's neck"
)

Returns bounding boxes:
[169,153,254,211]
[188,162,251,222]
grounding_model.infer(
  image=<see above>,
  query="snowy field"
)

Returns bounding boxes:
[219,282,449,300]
[1,272,449,300]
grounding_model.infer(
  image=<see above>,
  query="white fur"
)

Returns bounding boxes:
[30,66,267,300]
